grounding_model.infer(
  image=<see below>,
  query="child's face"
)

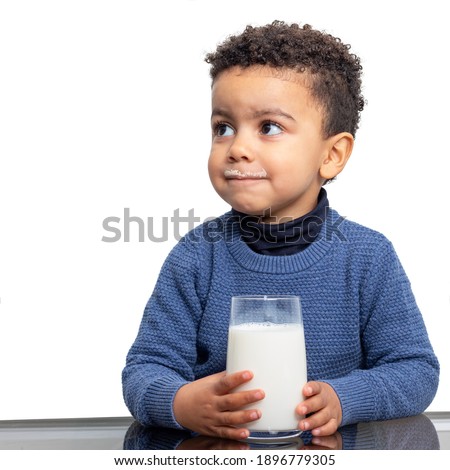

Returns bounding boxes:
[208,66,335,222]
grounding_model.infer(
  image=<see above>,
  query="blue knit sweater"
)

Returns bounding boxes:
[122,209,439,429]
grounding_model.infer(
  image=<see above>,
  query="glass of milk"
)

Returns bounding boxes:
[226,295,307,436]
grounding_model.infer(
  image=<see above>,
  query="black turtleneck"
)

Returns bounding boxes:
[232,188,329,256]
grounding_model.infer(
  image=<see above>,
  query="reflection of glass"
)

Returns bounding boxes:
[123,414,440,450]
[226,295,307,434]
[123,421,304,450]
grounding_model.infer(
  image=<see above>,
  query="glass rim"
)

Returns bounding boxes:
[232,295,300,301]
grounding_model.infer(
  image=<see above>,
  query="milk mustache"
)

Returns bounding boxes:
[227,321,307,432]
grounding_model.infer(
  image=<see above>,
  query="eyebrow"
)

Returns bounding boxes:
[211,107,295,121]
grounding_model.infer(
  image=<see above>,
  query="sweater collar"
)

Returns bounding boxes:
[223,202,342,274]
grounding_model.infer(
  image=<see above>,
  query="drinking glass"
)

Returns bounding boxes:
[226,295,307,435]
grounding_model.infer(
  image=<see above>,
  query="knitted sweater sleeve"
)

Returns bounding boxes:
[122,236,202,428]
[323,239,440,426]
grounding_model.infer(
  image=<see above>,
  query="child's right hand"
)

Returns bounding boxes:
[173,370,264,440]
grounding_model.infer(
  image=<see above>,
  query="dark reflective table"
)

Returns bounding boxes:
[123,413,447,450]
[0,412,448,450]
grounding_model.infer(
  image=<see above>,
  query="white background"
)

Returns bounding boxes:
[0,0,449,420]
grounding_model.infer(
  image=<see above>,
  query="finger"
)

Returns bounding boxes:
[310,418,340,437]
[208,371,227,380]
[300,409,339,436]
[218,408,262,427]
[299,407,331,432]
[218,389,265,412]
[214,426,251,441]
[297,393,326,416]
[302,381,321,397]
[215,370,254,395]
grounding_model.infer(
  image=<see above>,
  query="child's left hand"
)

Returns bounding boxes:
[296,381,342,436]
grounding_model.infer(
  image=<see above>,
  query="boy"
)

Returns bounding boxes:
[122,21,439,442]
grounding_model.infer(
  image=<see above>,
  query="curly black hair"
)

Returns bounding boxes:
[205,21,365,138]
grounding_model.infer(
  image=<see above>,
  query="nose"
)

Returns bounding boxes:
[227,132,254,162]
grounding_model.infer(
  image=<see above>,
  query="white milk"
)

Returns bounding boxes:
[226,322,307,432]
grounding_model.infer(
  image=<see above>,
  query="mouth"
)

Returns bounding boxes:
[224,168,268,180]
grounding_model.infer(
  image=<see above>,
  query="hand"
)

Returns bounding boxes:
[296,381,342,436]
[173,370,264,440]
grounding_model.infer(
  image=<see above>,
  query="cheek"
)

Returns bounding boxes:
[270,178,299,198]
[208,142,223,164]
[207,156,216,184]
[269,164,318,194]
[274,144,323,177]
[207,151,219,176]
[207,155,226,193]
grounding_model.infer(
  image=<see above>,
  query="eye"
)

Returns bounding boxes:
[214,122,235,137]
[261,121,283,136]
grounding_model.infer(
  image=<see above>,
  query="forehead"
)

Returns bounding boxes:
[211,65,321,120]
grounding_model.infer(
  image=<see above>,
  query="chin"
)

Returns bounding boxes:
[232,205,266,217]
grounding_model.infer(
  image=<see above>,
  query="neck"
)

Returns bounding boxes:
[232,188,329,256]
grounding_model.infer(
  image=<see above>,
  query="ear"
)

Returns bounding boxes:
[320,132,354,181]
